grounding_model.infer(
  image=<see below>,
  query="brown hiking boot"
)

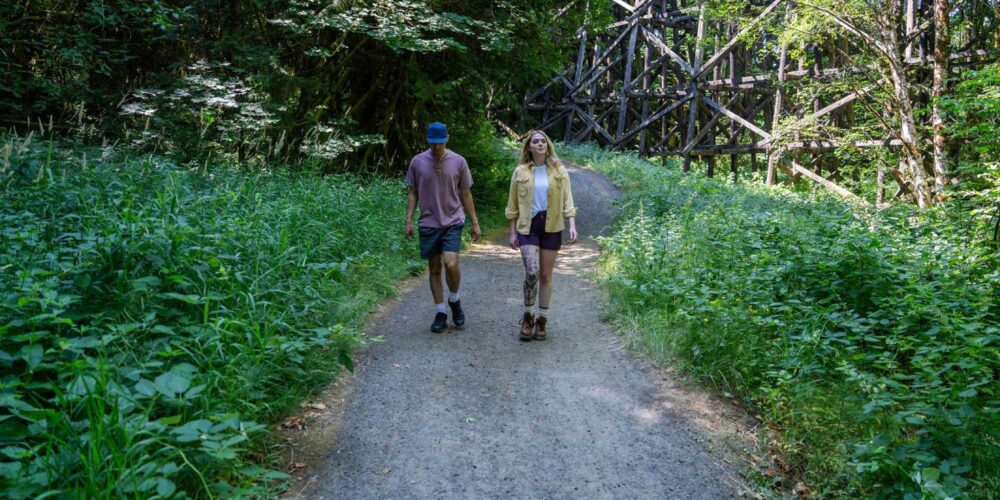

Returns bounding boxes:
[519,312,535,341]
[533,316,547,341]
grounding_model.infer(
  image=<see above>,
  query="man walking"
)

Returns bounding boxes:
[404,122,481,332]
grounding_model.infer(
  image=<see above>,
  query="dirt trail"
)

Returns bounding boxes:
[286,164,751,499]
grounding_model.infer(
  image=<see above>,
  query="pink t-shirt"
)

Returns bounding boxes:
[405,149,473,228]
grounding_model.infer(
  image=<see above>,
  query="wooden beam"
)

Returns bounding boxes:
[573,105,617,142]
[702,96,771,139]
[567,26,635,95]
[611,0,635,12]
[569,2,652,95]
[629,50,673,89]
[690,144,768,155]
[651,121,684,150]
[615,94,693,147]
[683,93,740,154]
[905,49,997,65]
[574,106,616,144]
[786,139,903,151]
[639,32,653,154]
[683,5,706,172]
[524,67,573,104]
[766,85,876,144]
[790,159,860,200]
[617,26,640,139]
[533,109,572,133]
[568,54,625,97]
[640,26,696,75]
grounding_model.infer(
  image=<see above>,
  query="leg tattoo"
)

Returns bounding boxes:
[521,245,540,306]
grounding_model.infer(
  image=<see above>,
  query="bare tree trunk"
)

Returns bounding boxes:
[877,167,886,205]
[931,0,951,198]
[767,44,788,185]
[887,56,933,207]
[879,5,934,207]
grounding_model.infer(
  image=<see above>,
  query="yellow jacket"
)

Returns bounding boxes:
[505,162,577,234]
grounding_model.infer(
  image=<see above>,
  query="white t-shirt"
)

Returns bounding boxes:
[531,165,549,218]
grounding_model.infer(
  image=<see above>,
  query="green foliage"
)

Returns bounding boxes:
[0,0,604,173]
[0,1,189,119]
[941,64,1000,244]
[307,1,513,53]
[562,143,999,498]
[0,137,426,496]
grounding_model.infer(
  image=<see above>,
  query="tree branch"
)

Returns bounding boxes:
[797,1,891,59]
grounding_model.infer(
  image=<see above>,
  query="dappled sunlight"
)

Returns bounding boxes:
[465,238,602,276]
[465,240,523,262]
[578,381,751,439]
[552,240,602,273]
[632,406,660,424]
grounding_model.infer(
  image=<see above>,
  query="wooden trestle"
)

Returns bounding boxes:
[523,0,990,201]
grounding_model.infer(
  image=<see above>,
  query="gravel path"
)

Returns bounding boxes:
[298,164,741,499]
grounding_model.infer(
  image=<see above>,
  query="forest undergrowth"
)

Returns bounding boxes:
[561,143,999,499]
[0,134,513,497]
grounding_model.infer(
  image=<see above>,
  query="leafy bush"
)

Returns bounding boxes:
[562,143,999,497]
[0,138,425,496]
[941,64,1000,248]
[1,0,605,173]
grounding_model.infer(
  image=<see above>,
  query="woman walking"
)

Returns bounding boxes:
[505,130,577,341]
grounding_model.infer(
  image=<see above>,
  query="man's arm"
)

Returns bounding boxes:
[404,187,418,239]
[460,188,481,242]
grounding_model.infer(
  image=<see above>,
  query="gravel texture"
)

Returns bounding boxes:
[297,164,742,499]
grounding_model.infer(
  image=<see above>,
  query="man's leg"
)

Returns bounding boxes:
[428,253,445,305]
[443,251,466,327]
[428,253,449,332]
[443,252,460,294]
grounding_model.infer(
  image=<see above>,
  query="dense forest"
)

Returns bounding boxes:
[1,0,998,498]
[1,0,602,173]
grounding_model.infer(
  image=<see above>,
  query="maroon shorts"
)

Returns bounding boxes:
[517,211,562,251]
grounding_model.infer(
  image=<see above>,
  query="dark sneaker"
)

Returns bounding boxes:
[519,312,535,341]
[449,300,465,328]
[431,312,448,333]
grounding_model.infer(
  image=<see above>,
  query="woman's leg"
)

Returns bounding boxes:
[538,249,558,309]
[520,244,540,308]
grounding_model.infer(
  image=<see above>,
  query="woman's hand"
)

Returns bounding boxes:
[508,231,520,250]
[568,218,578,243]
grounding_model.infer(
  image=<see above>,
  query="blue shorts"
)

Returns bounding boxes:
[418,223,464,259]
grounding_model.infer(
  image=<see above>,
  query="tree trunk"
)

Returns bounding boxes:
[881,6,934,207]
[994,1,1000,50]
[931,0,951,198]
[766,43,788,185]
[887,56,933,207]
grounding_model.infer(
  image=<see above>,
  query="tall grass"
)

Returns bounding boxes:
[0,136,511,497]
[561,143,999,498]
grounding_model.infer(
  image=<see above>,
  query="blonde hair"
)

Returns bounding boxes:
[518,130,562,170]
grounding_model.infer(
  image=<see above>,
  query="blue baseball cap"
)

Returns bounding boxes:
[427,122,448,144]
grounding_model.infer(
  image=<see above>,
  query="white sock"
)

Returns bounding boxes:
[436,303,447,314]
[538,307,549,318]
[448,291,460,303]
[524,304,536,315]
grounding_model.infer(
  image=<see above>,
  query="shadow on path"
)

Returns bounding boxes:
[288,164,746,499]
